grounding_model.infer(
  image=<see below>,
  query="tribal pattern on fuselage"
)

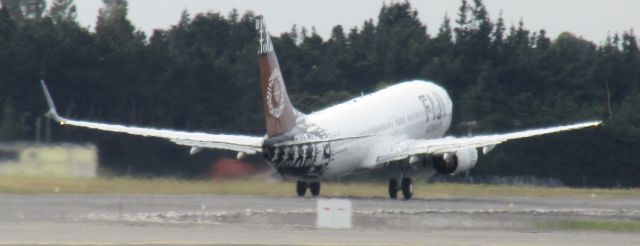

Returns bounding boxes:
[262,111,333,179]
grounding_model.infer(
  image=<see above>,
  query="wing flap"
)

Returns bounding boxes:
[171,139,261,154]
[40,81,263,154]
[375,121,601,164]
[272,134,374,147]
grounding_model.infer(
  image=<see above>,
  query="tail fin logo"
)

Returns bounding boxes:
[267,68,285,118]
[256,17,273,54]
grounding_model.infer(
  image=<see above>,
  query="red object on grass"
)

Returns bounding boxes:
[209,159,256,179]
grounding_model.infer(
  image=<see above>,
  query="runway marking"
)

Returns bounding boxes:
[75,207,640,225]
[357,208,640,217]
[78,209,317,224]
[0,242,407,246]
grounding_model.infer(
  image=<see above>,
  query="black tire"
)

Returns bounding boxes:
[309,182,321,196]
[401,177,413,200]
[296,181,308,197]
[388,179,398,199]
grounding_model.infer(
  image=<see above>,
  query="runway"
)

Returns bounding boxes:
[1,193,639,245]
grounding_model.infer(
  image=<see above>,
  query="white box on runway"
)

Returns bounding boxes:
[316,199,352,229]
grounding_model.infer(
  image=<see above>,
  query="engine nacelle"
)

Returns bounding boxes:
[432,148,478,175]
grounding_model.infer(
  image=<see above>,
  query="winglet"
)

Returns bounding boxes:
[39,80,65,124]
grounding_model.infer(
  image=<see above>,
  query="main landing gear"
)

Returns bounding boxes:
[296,180,321,197]
[389,177,413,200]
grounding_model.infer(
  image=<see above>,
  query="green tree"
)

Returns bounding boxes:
[0,0,45,21]
[0,0,637,186]
[96,0,142,49]
[21,0,44,20]
[468,0,493,60]
[346,19,378,90]
[454,0,471,42]
[49,0,76,23]
[0,0,23,21]
[0,99,24,140]
[491,11,505,53]
[375,1,428,81]
[610,90,640,140]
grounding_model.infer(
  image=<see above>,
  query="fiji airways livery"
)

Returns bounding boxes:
[40,16,601,199]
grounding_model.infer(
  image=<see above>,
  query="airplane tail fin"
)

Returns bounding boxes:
[256,16,296,137]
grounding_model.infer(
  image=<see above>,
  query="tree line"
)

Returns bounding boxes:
[0,0,638,187]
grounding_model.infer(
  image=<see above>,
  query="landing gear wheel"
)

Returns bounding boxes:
[401,177,413,200]
[309,182,321,196]
[296,181,308,197]
[388,179,399,199]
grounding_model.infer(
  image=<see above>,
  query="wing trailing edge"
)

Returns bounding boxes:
[39,80,264,154]
[374,120,602,165]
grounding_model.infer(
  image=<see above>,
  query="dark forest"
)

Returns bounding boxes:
[0,0,638,187]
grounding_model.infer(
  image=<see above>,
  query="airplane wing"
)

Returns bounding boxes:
[374,121,602,164]
[40,81,264,154]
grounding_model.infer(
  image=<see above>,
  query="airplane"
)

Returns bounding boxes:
[39,16,601,200]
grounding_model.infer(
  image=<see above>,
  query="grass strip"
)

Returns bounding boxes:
[540,219,640,233]
[0,175,639,198]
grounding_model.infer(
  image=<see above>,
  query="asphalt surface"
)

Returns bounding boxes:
[1,193,640,245]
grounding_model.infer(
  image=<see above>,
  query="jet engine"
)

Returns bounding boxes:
[432,148,478,175]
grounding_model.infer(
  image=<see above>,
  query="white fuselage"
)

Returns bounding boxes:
[298,80,453,179]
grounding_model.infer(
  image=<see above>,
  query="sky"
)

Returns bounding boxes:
[74,0,640,44]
